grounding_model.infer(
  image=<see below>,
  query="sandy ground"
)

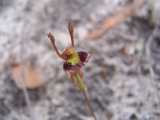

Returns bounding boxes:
[0,0,160,120]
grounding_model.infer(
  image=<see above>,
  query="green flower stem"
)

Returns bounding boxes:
[73,73,97,120]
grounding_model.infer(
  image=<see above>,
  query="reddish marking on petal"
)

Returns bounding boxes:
[78,51,88,63]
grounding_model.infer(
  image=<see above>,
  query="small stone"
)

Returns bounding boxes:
[0,99,10,116]
[130,113,138,120]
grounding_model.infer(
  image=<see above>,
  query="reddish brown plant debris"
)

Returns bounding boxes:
[10,63,45,89]
[86,0,144,40]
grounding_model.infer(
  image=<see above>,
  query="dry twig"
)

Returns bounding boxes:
[86,0,144,40]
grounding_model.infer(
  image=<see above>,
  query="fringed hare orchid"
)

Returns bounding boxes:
[48,22,96,120]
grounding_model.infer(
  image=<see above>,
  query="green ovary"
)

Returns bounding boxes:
[73,73,86,91]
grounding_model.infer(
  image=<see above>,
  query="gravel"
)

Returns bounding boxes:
[0,0,160,120]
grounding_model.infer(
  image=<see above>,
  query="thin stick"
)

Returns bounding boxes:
[48,32,63,58]
[20,66,39,120]
[68,22,75,47]
[86,0,144,40]
[19,23,40,119]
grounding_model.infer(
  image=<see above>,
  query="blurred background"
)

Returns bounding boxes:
[0,0,160,120]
